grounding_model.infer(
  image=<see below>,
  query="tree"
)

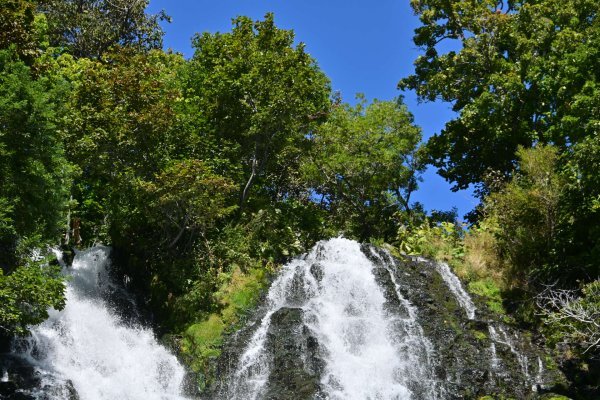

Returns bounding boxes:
[38,0,168,58]
[400,0,600,192]
[0,50,68,336]
[185,13,331,207]
[0,49,72,268]
[303,97,424,240]
[54,48,186,241]
[0,259,65,336]
[0,0,37,59]
[561,133,600,276]
[140,160,236,250]
[481,145,565,287]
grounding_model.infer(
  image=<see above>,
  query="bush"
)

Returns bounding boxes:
[0,256,65,335]
[482,145,565,288]
[537,280,600,358]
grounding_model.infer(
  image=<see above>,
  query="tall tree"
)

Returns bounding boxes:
[54,48,186,241]
[0,49,68,335]
[38,0,168,58]
[303,97,424,240]
[0,49,72,268]
[185,13,331,207]
[400,0,600,192]
[0,0,37,60]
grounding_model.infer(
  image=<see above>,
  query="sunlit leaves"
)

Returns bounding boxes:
[304,97,424,240]
[186,13,331,204]
[402,0,600,191]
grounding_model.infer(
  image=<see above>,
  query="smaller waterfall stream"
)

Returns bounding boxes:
[9,247,189,400]
[429,260,476,319]
[488,325,530,379]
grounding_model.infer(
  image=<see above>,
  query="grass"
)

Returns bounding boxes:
[179,264,269,390]
[468,278,505,314]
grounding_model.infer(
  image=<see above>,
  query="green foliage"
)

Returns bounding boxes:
[38,0,168,59]
[402,0,600,191]
[0,49,72,268]
[561,133,600,277]
[0,0,38,60]
[186,13,331,205]
[140,160,237,249]
[0,257,65,335]
[180,266,268,389]
[398,220,464,261]
[483,145,565,287]
[396,216,510,315]
[468,279,505,314]
[305,97,424,240]
[55,48,186,243]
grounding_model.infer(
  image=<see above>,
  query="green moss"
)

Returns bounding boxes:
[544,354,558,371]
[217,266,266,327]
[468,278,505,314]
[181,314,225,369]
[473,330,488,341]
[179,265,269,391]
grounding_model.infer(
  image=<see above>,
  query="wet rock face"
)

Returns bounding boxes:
[207,240,566,400]
[0,355,39,400]
[363,245,565,399]
[262,307,325,400]
[0,354,79,400]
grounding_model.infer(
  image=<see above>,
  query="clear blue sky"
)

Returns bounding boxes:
[147,0,477,218]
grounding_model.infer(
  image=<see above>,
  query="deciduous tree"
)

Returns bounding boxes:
[185,13,331,207]
[304,97,424,240]
[401,0,600,192]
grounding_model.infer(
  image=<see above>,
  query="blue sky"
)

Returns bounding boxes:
[147,0,477,218]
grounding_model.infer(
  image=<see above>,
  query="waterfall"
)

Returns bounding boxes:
[9,247,189,400]
[488,325,529,379]
[488,326,500,370]
[426,259,476,319]
[226,238,441,400]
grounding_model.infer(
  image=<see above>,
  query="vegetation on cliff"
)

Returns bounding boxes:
[0,0,598,397]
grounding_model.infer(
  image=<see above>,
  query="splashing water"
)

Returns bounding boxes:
[229,238,440,400]
[12,247,189,400]
[488,326,500,370]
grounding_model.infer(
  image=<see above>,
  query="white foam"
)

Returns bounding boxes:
[16,247,189,400]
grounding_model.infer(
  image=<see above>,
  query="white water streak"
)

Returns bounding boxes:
[15,247,189,400]
[427,259,476,319]
[488,325,530,381]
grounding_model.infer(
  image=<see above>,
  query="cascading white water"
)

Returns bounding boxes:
[488,323,548,392]
[425,259,476,319]
[229,238,439,400]
[13,247,189,400]
[488,326,500,370]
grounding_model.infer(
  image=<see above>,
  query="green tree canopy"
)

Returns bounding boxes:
[304,97,424,240]
[0,49,68,336]
[53,48,186,241]
[0,0,37,59]
[400,0,600,192]
[185,13,331,206]
[38,0,168,58]
[0,259,65,336]
[0,49,72,268]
